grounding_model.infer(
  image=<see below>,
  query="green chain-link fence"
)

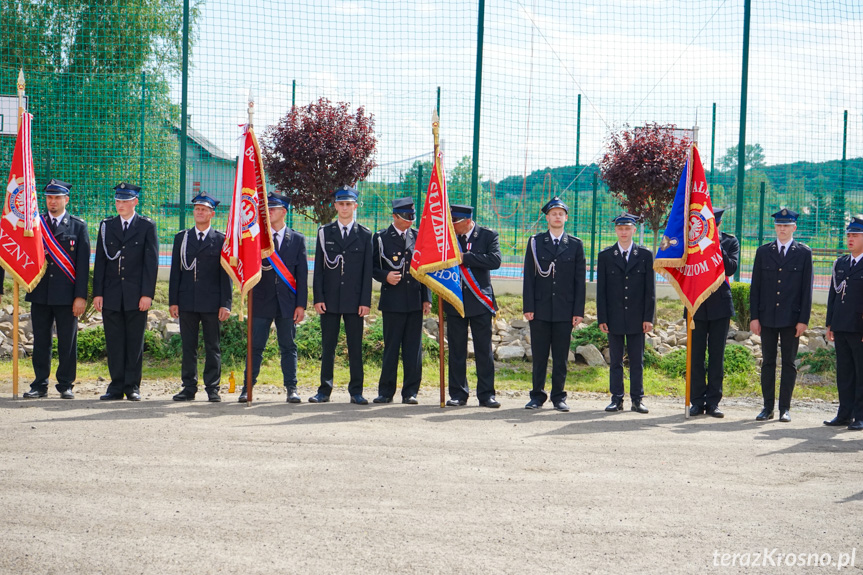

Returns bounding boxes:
[1,0,861,286]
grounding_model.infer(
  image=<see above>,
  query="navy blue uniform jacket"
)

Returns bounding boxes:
[168,228,232,313]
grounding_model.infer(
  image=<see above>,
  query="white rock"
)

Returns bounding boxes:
[494,319,508,333]
[576,344,606,366]
[163,323,181,338]
[495,345,525,361]
[511,319,528,329]
[734,330,750,342]
[467,341,475,359]
[749,334,761,345]
[568,351,576,363]
[809,336,827,351]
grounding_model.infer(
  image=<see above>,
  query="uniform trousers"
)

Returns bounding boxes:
[528,319,572,404]
[103,307,148,396]
[30,302,78,392]
[179,310,222,391]
[318,312,365,396]
[690,317,730,408]
[244,316,297,390]
[447,311,495,402]
[833,331,863,422]
[608,332,645,402]
[378,310,423,400]
[759,325,799,412]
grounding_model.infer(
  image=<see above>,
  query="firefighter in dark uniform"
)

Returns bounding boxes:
[372,197,431,404]
[445,204,503,408]
[22,179,91,399]
[522,197,585,412]
[825,216,863,431]
[688,208,739,418]
[311,186,373,404]
[749,209,813,422]
[169,192,232,403]
[597,213,655,414]
[93,183,159,401]
[241,191,308,403]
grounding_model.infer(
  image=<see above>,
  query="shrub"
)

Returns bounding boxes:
[798,348,835,374]
[218,315,280,365]
[643,345,661,368]
[295,315,323,359]
[730,282,750,328]
[362,319,386,363]
[77,327,106,362]
[656,344,755,379]
[570,321,608,351]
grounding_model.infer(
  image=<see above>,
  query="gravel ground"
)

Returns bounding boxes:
[1,381,861,575]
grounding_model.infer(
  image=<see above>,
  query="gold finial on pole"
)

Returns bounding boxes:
[432,109,440,156]
[17,69,25,130]
[248,90,255,129]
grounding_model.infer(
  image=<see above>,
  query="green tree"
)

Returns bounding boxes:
[0,0,198,234]
[720,144,766,172]
[399,159,433,198]
[448,155,477,201]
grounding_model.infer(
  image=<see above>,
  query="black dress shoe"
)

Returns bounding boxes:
[823,416,852,427]
[756,409,774,421]
[605,400,623,412]
[350,395,369,405]
[286,391,301,403]
[689,405,705,416]
[706,406,724,418]
[479,396,501,408]
[59,389,75,400]
[553,401,570,412]
[848,420,863,431]
[172,388,196,401]
[127,392,141,401]
[778,410,791,423]
[373,395,393,404]
[631,401,649,414]
[23,389,47,399]
[207,389,222,402]
[445,398,467,406]
[238,391,248,403]
[402,396,419,405]
[524,399,542,410]
[308,393,329,403]
[100,393,124,401]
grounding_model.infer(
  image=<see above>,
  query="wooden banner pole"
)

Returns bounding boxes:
[438,303,445,408]
[245,291,253,405]
[685,318,693,419]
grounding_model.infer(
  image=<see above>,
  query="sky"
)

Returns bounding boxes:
[173,0,863,186]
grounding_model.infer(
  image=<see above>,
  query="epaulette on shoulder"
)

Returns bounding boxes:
[599,244,615,254]
[568,233,583,242]
[70,214,85,223]
[358,223,371,232]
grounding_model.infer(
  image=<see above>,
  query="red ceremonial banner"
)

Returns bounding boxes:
[221,125,273,300]
[409,149,464,316]
[654,144,726,318]
[0,111,46,291]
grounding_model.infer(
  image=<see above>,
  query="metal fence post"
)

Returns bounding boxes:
[757,181,765,247]
[139,71,146,190]
[734,0,752,281]
[590,172,598,281]
[470,0,485,214]
[178,0,190,231]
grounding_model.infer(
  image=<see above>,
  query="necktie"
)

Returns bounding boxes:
[123,221,129,234]
[459,235,468,251]
[273,231,279,251]
[554,238,560,247]
[780,245,786,259]
[622,250,628,261]
[342,226,348,240]
[198,231,205,242]
[852,258,857,270]
[51,218,58,233]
